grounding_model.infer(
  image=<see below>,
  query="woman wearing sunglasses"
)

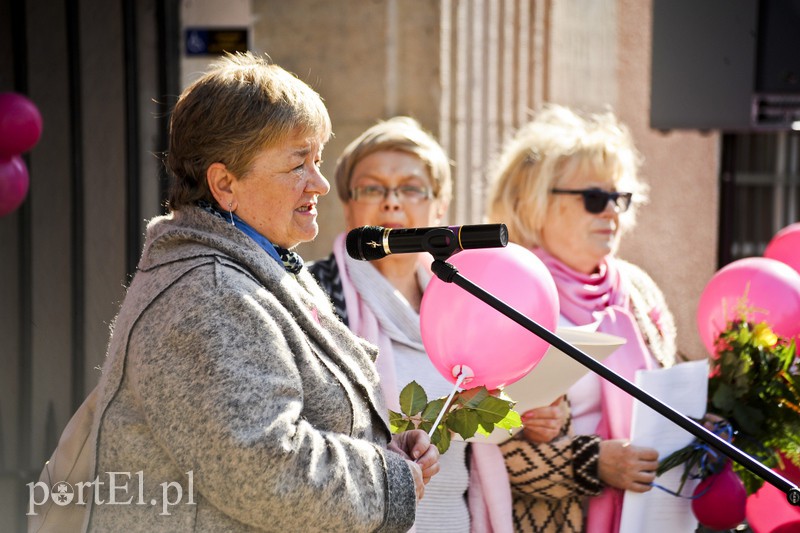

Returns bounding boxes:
[486,104,677,533]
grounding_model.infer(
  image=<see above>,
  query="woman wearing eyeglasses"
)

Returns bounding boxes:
[486,104,677,533]
[309,116,519,532]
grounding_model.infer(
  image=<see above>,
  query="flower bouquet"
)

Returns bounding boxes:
[706,318,800,491]
[658,313,800,529]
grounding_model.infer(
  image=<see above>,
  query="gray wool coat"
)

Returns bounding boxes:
[84,207,417,532]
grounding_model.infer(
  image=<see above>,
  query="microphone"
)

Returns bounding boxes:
[346,223,508,261]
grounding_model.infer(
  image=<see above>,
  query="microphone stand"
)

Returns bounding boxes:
[427,254,800,506]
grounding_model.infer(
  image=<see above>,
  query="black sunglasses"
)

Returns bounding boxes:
[550,188,633,214]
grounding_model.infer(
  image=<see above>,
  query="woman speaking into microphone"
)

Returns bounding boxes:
[82,55,437,532]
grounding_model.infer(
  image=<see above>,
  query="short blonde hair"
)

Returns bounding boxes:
[167,52,332,210]
[485,104,647,248]
[334,116,452,204]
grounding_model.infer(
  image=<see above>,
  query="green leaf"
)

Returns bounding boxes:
[399,381,428,416]
[418,419,434,434]
[657,443,698,476]
[495,408,522,431]
[473,395,513,424]
[421,398,447,423]
[711,383,737,413]
[475,421,495,436]
[446,409,480,440]
[429,425,442,445]
[455,387,490,408]
[732,403,764,436]
[436,426,451,454]
[429,424,451,454]
[388,410,413,434]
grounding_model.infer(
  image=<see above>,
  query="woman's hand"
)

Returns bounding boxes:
[598,439,659,492]
[701,413,730,436]
[403,459,425,502]
[520,397,568,444]
[390,430,441,491]
[699,413,731,468]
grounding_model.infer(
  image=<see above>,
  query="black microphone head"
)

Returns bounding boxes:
[499,224,509,246]
[456,223,509,250]
[346,225,387,261]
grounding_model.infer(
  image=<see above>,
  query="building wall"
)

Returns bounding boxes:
[248,0,718,359]
[615,0,718,360]
[250,0,443,263]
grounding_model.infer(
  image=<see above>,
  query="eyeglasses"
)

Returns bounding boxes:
[349,184,431,204]
[550,188,633,214]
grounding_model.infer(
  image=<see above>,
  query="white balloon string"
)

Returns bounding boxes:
[427,372,466,438]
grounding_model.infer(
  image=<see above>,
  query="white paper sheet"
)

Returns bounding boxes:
[469,327,625,444]
[619,359,709,533]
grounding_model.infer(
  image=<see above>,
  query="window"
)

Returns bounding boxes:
[719,132,800,266]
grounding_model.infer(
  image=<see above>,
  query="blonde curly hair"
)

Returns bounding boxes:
[485,104,648,248]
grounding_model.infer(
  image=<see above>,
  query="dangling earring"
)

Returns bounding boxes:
[228,201,235,226]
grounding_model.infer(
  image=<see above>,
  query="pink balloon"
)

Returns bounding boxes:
[765,222,800,275]
[420,243,559,390]
[0,92,43,157]
[746,454,800,533]
[691,462,747,530]
[696,257,800,356]
[0,155,30,217]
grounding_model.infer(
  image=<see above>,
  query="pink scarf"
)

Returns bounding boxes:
[533,248,656,533]
[333,233,513,533]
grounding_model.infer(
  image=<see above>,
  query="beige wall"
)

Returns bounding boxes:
[251,0,442,262]
[246,0,718,359]
[615,0,718,360]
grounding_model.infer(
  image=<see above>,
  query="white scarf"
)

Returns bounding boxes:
[332,233,514,533]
